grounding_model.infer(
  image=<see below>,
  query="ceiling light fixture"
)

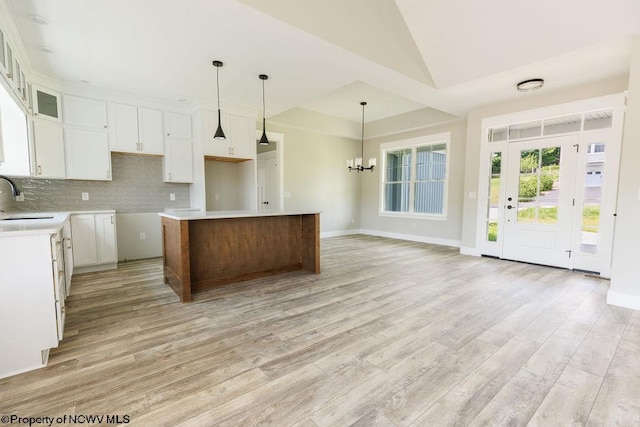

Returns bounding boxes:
[29,14,49,25]
[516,78,544,92]
[212,60,226,140]
[347,101,376,173]
[259,74,269,146]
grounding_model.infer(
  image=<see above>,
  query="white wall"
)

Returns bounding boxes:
[116,213,162,261]
[609,36,640,310]
[266,121,362,235]
[360,120,467,247]
[459,75,629,253]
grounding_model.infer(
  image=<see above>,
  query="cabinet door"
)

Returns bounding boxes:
[65,128,111,180]
[112,102,139,152]
[165,112,192,139]
[33,119,65,178]
[165,139,193,183]
[96,213,117,264]
[71,214,98,266]
[63,96,108,129]
[203,110,231,156]
[138,107,164,154]
[32,85,61,122]
[62,219,74,294]
[229,115,256,159]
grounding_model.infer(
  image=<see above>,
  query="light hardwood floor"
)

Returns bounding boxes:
[1,235,639,426]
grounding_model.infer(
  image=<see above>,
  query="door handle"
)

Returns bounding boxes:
[507,205,513,209]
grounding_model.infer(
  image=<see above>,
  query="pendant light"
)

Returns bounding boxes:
[212,60,226,140]
[347,101,376,172]
[259,74,269,145]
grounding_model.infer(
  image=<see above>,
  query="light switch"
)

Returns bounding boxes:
[82,192,89,201]
[215,193,220,200]
[169,193,175,201]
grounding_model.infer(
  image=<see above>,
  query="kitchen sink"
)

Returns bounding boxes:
[0,216,55,221]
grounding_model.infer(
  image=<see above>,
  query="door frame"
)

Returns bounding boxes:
[475,93,625,276]
[255,130,284,211]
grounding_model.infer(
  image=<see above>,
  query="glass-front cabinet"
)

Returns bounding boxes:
[32,84,62,122]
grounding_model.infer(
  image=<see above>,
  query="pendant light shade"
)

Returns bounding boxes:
[212,60,226,140]
[259,74,269,146]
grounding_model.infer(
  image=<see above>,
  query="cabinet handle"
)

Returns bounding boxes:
[38,165,42,175]
[110,215,114,225]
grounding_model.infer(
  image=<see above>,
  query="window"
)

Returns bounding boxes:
[381,133,449,217]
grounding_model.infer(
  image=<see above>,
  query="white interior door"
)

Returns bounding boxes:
[502,135,578,268]
[257,151,279,212]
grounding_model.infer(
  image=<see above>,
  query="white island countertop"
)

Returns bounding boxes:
[159,210,320,221]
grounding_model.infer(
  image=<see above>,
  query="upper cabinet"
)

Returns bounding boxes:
[165,112,192,140]
[203,111,256,160]
[111,102,164,155]
[32,85,62,122]
[163,112,193,183]
[63,95,111,181]
[33,119,65,179]
[63,95,108,129]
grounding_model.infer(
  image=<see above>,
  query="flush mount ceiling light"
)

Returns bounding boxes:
[517,78,544,92]
[347,101,376,173]
[259,74,269,146]
[212,60,226,140]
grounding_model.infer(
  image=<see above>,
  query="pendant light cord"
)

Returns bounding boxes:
[262,79,266,120]
[216,67,221,110]
[361,102,365,158]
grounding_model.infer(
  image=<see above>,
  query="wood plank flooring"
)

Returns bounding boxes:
[1,235,639,426]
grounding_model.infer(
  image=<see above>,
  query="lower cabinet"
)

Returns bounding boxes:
[70,211,117,272]
[0,218,70,379]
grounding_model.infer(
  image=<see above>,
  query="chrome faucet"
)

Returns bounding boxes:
[0,175,21,197]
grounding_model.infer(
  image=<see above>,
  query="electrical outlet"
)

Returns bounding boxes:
[169,193,175,201]
[215,193,220,200]
[82,192,89,201]
[139,232,146,240]
[15,193,24,202]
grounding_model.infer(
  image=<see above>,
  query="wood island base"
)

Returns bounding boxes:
[160,211,320,302]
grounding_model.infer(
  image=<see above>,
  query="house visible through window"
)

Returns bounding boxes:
[381,134,449,217]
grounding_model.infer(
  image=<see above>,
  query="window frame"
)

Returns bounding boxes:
[379,132,451,220]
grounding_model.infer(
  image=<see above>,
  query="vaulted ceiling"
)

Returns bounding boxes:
[6,0,640,132]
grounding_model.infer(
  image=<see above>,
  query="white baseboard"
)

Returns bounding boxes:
[359,229,461,248]
[607,290,640,311]
[320,229,362,239]
[73,263,118,275]
[460,246,482,257]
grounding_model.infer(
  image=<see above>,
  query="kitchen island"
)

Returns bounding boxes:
[159,210,320,302]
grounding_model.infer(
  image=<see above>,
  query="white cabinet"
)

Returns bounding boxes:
[204,111,256,160]
[65,129,111,180]
[165,112,192,139]
[32,85,62,122]
[164,139,193,183]
[71,211,117,272]
[33,119,65,179]
[63,95,108,129]
[0,219,69,379]
[112,103,164,155]
[163,112,193,183]
[63,95,112,181]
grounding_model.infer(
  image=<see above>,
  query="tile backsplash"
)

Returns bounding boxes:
[0,153,190,213]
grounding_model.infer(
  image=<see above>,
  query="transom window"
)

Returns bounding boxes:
[381,133,450,217]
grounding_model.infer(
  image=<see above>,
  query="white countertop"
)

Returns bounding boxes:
[0,210,116,237]
[0,212,70,237]
[159,210,320,221]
